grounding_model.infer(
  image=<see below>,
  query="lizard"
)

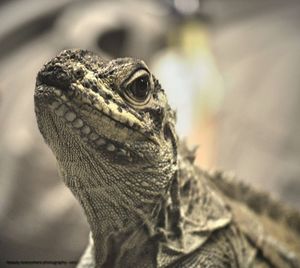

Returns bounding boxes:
[34,49,300,268]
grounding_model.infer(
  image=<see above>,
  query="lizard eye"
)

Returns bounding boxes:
[123,69,152,106]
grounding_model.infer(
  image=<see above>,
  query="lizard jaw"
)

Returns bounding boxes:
[34,84,152,163]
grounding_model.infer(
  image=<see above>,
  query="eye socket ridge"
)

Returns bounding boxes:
[123,69,152,105]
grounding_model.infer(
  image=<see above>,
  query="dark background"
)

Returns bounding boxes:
[1,0,300,267]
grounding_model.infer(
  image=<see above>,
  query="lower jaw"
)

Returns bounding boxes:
[35,86,136,162]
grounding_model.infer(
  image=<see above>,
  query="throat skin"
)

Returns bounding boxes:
[57,142,170,267]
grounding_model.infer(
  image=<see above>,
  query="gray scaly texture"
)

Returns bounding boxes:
[34,49,300,268]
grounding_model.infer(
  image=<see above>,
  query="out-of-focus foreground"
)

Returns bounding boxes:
[1,0,300,266]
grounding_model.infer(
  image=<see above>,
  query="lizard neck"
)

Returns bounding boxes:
[60,160,165,267]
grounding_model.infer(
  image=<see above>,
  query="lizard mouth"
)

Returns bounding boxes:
[35,66,154,136]
[35,79,150,162]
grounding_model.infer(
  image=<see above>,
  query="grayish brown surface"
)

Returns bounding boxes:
[209,0,300,207]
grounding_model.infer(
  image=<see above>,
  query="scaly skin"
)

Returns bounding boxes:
[34,49,300,268]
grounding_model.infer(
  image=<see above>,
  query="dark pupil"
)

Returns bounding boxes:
[128,75,149,101]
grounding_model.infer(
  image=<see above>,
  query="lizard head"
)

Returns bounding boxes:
[35,49,177,231]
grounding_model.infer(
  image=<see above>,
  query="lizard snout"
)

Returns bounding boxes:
[37,63,73,91]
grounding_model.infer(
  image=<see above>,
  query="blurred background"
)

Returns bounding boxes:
[1,0,300,266]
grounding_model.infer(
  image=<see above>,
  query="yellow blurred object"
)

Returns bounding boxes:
[153,21,225,168]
